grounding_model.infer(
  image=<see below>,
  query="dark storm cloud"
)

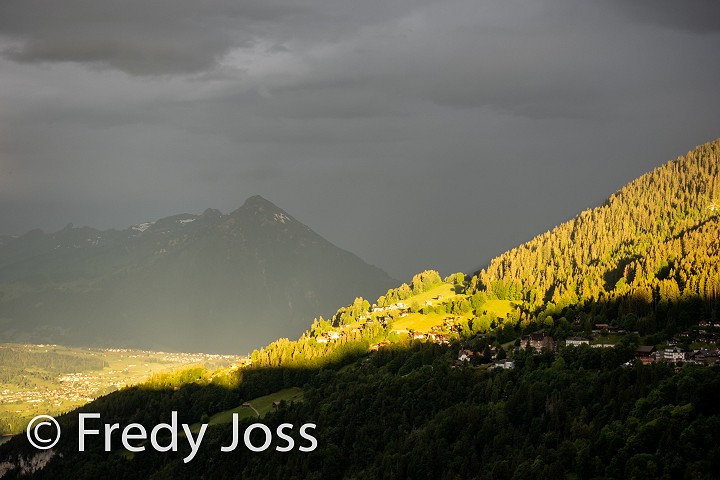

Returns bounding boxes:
[609,0,720,33]
[0,0,430,75]
[0,0,719,280]
[0,0,309,74]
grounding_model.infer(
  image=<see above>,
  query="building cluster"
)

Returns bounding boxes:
[521,332,557,352]
[102,348,241,363]
[317,301,720,374]
[315,331,344,344]
[634,345,720,365]
[1,347,245,414]
[351,315,462,351]
[315,319,391,344]
[455,348,514,369]
[1,372,118,408]
[370,302,408,313]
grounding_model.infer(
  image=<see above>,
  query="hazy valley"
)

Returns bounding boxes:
[0,196,396,354]
[0,343,245,436]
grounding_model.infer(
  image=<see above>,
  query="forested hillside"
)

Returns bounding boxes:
[472,140,720,317]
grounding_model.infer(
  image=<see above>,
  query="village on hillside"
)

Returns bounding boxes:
[302,281,720,373]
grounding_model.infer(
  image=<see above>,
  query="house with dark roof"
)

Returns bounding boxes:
[522,332,556,352]
[635,345,656,364]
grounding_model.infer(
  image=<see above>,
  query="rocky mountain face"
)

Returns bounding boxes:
[0,196,396,353]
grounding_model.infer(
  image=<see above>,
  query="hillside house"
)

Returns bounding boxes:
[522,332,556,352]
[457,349,475,362]
[635,345,656,364]
[688,349,719,366]
[660,347,685,363]
[565,337,589,347]
[434,334,448,344]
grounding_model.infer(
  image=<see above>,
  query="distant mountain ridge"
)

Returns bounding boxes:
[0,196,397,353]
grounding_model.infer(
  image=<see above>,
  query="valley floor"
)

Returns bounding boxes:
[0,343,245,434]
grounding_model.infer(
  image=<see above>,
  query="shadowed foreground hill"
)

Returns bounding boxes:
[0,196,396,353]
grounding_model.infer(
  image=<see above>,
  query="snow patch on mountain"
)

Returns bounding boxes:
[274,213,291,224]
[132,222,154,232]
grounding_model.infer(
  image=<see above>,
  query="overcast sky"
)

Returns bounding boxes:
[0,0,718,281]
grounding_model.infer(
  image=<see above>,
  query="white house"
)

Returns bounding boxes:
[661,347,685,363]
[565,337,589,347]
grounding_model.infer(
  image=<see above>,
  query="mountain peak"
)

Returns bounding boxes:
[231,195,291,223]
[242,195,277,210]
